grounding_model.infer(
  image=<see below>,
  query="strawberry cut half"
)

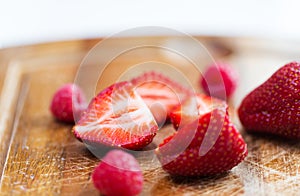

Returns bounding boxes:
[156,107,247,177]
[72,81,158,150]
[170,93,228,130]
[131,71,192,126]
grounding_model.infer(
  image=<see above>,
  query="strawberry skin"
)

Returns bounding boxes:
[238,62,300,139]
[131,71,192,125]
[72,81,158,150]
[156,108,247,177]
[170,93,227,129]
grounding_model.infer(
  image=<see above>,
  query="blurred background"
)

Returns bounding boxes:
[1,0,300,48]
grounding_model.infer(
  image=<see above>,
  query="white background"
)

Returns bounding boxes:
[1,0,300,48]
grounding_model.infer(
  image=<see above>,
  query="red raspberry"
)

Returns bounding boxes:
[92,150,143,196]
[200,63,238,99]
[50,83,86,123]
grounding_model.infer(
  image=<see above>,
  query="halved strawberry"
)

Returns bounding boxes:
[156,107,247,177]
[170,93,227,129]
[131,71,192,126]
[72,81,158,150]
[238,62,300,138]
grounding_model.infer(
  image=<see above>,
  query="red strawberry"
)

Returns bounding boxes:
[238,62,300,139]
[72,81,158,150]
[170,93,227,129]
[50,83,86,123]
[156,108,247,177]
[92,150,143,196]
[200,62,238,99]
[131,71,192,126]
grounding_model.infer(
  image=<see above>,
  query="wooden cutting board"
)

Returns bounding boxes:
[0,36,299,195]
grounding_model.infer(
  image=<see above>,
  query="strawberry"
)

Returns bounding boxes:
[200,62,238,99]
[131,71,192,126]
[156,108,247,177]
[72,81,158,150]
[170,93,227,129]
[50,83,86,123]
[92,150,143,196]
[238,62,300,139]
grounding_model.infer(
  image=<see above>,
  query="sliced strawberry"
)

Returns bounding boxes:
[72,81,158,150]
[238,62,300,139]
[131,71,192,126]
[156,108,247,177]
[170,93,227,129]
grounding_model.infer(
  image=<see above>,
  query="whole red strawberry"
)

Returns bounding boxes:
[238,62,300,139]
[200,62,238,99]
[156,107,247,177]
[92,150,143,196]
[50,83,86,123]
[72,81,158,150]
[131,71,192,126]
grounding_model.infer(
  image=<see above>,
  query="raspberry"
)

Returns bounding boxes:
[92,150,143,196]
[200,63,238,99]
[50,83,86,123]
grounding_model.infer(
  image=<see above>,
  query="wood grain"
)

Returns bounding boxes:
[0,63,23,181]
[0,37,299,195]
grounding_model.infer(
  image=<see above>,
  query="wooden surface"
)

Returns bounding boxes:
[0,36,300,195]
